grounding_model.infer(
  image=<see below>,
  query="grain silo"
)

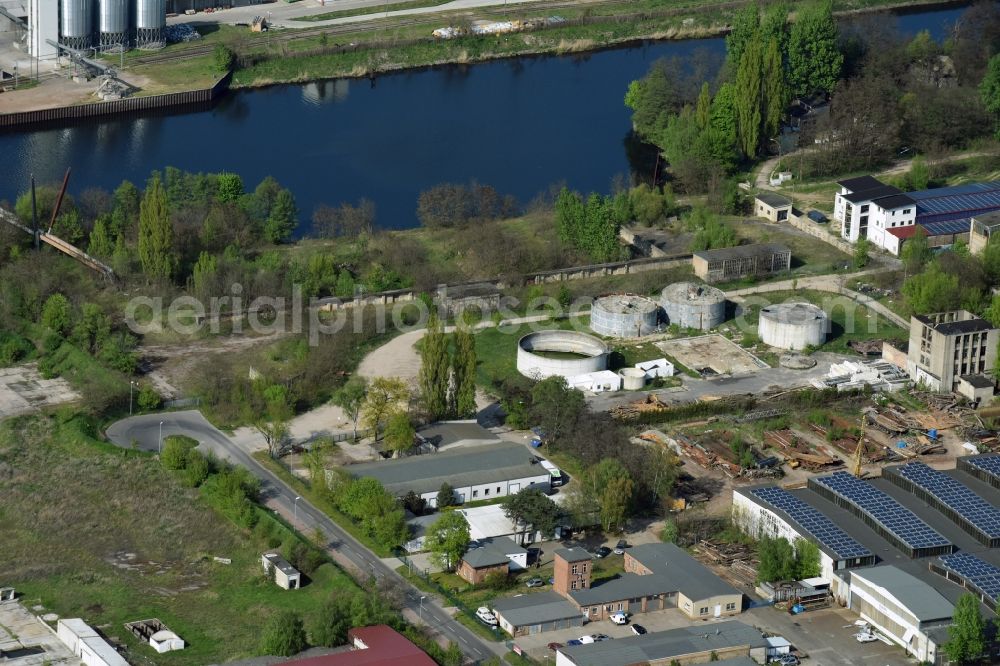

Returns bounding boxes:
[59,0,93,49]
[758,302,828,351]
[135,0,165,49]
[589,294,660,338]
[97,0,128,50]
[661,282,727,331]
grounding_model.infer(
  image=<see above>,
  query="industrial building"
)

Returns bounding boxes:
[19,0,168,57]
[754,191,793,222]
[906,310,999,394]
[554,621,768,666]
[970,210,1000,254]
[517,330,609,381]
[275,625,436,666]
[347,442,550,508]
[589,294,660,338]
[758,302,828,351]
[691,244,791,283]
[835,176,1000,255]
[57,618,130,666]
[661,282,727,330]
[733,457,1000,664]
[493,592,585,637]
[456,536,527,584]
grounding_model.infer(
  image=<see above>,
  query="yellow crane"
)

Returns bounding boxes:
[852,414,867,478]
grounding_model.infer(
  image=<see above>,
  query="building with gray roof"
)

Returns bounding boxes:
[457,536,528,584]
[554,620,767,666]
[692,243,791,283]
[347,442,550,508]
[492,591,585,637]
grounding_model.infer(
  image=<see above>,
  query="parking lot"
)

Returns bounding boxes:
[0,364,79,419]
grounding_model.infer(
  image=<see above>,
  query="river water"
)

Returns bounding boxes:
[0,4,968,230]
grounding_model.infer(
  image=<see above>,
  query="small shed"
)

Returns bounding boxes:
[636,358,675,378]
[125,619,185,653]
[457,536,528,584]
[262,552,302,590]
[765,636,792,658]
[755,192,793,222]
[958,374,995,404]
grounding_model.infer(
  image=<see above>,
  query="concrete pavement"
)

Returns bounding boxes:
[106,410,502,662]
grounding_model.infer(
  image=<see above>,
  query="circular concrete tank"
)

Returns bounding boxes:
[619,367,647,390]
[589,294,660,338]
[661,282,727,331]
[758,302,828,351]
[517,331,609,380]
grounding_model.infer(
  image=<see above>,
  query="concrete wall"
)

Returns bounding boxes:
[590,297,659,338]
[661,283,727,330]
[759,311,828,350]
[517,331,608,380]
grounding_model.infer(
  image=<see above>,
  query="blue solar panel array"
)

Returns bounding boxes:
[922,219,974,236]
[749,486,873,560]
[812,472,951,551]
[892,462,1000,539]
[962,455,1000,484]
[938,552,1000,604]
[909,181,1000,226]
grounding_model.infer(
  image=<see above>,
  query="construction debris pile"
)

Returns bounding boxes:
[765,429,840,471]
[94,75,132,101]
[694,539,758,588]
[433,16,565,39]
[812,359,911,392]
[165,24,201,44]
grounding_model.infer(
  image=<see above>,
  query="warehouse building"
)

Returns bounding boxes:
[275,625,437,666]
[970,210,1000,254]
[754,192,793,222]
[554,621,768,666]
[906,310,999,394]
[347,442,550,508]
[57,619,130,666]
[692,244,791,283]
[493,592,586,637]
[457,536,528,584]
[847,566,953,663]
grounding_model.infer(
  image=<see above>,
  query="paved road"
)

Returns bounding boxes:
[106,411,502,663]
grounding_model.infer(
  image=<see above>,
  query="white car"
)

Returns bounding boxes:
[610,612,629,625]
[855,631,877,643]
[577,635,596,644]
[476,607,498,626]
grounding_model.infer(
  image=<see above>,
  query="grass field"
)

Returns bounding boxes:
[1,413,358,665]
[732,220,850,276]
[474,318,586,388]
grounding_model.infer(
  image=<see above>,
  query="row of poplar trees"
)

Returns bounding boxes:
[419,313,477,421]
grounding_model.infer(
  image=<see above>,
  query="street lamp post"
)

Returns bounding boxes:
[294,495,301,522]
[128,380,138,415]
[158,420,164,455]
[419,595,426,620]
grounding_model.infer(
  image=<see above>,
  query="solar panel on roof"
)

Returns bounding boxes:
[964,455,1000,482]
[749,487,872,560]
[938,552,1000,603]
[811,472,951,551]
[921,219,973,235]
[892,463,1000,540]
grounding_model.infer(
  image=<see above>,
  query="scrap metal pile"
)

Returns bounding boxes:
[165,24,201,44]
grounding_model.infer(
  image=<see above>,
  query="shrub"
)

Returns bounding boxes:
[137,385,162,411]
[213,44,235,72]
[161,435,197,470]
[259,610,306,657]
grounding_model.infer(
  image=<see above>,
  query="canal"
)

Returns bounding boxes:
[0,4,969,230]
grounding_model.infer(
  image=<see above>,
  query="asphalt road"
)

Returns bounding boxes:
[106,411,501,663]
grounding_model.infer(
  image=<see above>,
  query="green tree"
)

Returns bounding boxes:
[87,215,113,259]
[695,82,712,130]
[213,44,235,72]
[161,435,197,470]
[183,450,210,487]
[757,535,797,582]
[735,37,763,157]
[259,610,307,657]
[908,155,931,191]
[361,377,409,441]
[332,375,368,440]
[426,510,471,571]
[792,538,821,579]
[383,411,415,456]
[981,53,1000,138]
[437,482,457,508]
[906,29,938,62]
[419,313,450,420]
[944,593,987,664]
[624,60,679,139]
[726,2,760,70]
[72,303,111,354]
[41,293,71,337]
[760,2,789,54]
[191,251,218,300]
[137,385,161,411]
[216,172,244,203]
[902,261,962,314]
[111,179,141,238]
[501,488,564,542]
[599,474,634,532]
[137,176,175,281]
[265,189,298,244]
[853,236,871,268]
[900,227,932,276]
[787,0,843,97]
[762,38,787,140]
[660,518,679,544]
[529,376,585,441]
[452,326,477,418]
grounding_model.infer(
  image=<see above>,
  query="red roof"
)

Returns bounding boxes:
[277,626,436,666]
[886,225,924,240]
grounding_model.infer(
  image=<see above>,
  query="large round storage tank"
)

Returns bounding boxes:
[661,282,727,331]
[98,0,128,50]
[758,302,828,351]
[619,368,647,390]
[589,294,659,338]
[135,0,166,49]
[60,0,94,49]
[517,331,609,380]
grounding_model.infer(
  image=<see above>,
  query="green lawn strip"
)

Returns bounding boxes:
[396,567,506,642]
[3,414,355,666]
[252,450,395,557]
[294,0,454,21]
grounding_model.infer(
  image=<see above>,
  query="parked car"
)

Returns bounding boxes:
[525,577,545,588]
[807,210,828,224]
[614,539,628,555]
[769,656,799,666]
[547,642,564,652]
[593,546,612,558]
[566,639,583,646]
[593,634,612,642]
[610,612,629,625]
[577,635,596,644]
[631,624,647,636]
[476,607,497,626]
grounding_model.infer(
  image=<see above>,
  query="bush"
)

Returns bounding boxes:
[481,571,516,590]
[137,384,162,411]
[259,610,306,657]
[183,450,211,487]
[161,435,197,470]
[213,44,235,72]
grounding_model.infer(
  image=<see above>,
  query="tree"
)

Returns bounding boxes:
[216,172,243,203]
[213,44,235,72]
[735,37,763,158]
[137,176,175,281]
[437,482,457,509]
[944,593,987,664]
[582,459,634,532]
[907,155,931,191]
[853,237,871,269]
[726,3,760,71]
[361,377,409,441]
[332,376,367,440]
[762,38,786,140]
[419,313,450,420]
[137,385,161,411]
[792,538,821,579]
[529,376,585,442]
[383,411,415,457]
[265,189,298,244]
[981,53,1000,138]
[902,261,962,314]
[41,293,71,337]
[501,488,564,543]
[900,227,932,276]
[660,519,679,544]
[757,535,797,582]
[259,610,307,657]
[161,435,196,470]
[87,215,113,259]
[787,0,843,97]
[425,510,470,571]
[695,82,711,130]
[257,420,290,459]
[452,326,477,418]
